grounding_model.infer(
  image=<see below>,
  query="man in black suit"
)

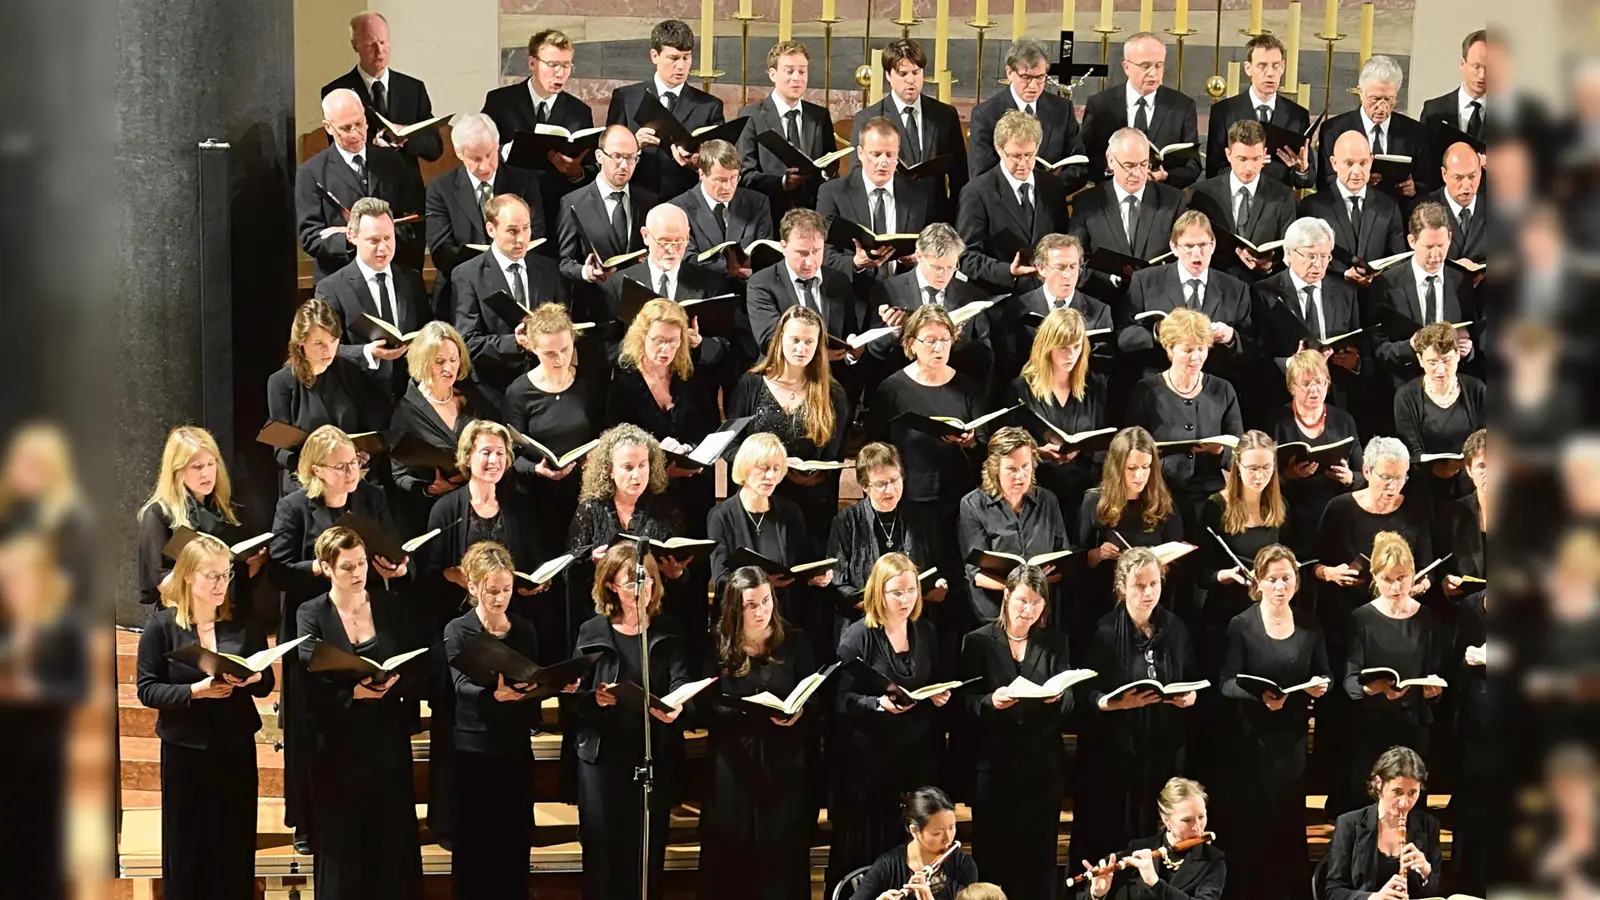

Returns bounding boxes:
[606,20,726,203]
[998,232,1113,384]
[1370,202,1477,388]
[1315,54,1434,204]
[451,194,566,395]
[736,41,839,223]
[1068,126,1186,298]
[957,110,1069,295]
[818,116,936,298]
[1251,216,1367,414]
[1299,129,1406,287]
[314,197,427,402]
[296,88,416,282]
[555,125,661,317]
[867,223,994,392]
[745,208,864,365]
[966,37,1086,192]
[1080,32,1202,189]
[670,139,775,279]
[1203,34,1315,188]
[424,112,547,322]
[1188,119,1298,282]
[1419,30,1487,167]
[319,12,443,206]
[1431,141,1485,264]
[850,38,970,219]
[606,204,732,379]
[482,29,598,232]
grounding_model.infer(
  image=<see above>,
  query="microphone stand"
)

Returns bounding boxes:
[632,534,655,900]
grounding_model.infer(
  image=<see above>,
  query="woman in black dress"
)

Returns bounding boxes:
[1324,746,1442,900]
[1217,544,1331,900]
[269,425,408,854]
[135,534,276,899]
[728,304,850,556]
[570,544,696,900]
[960,565,1075,900]
[386,321,495,536]
[1450,587,1490,896]
[828,552,952,895]
[1008,306,1109,536]
[1076,777,1226,900]
[957,427,1069,624]
[1076,548,1200,867]
[1394,322,1487,506]
[1340,532,1444,816]
[135,425,266,614]
[265,299,390,496]
[700,566,819,900]
[443,541,564,900]
[1125,308,1243,534]
[1441,428,1488,599]
[1269,351,1363,561]
[852,786,980,900]
[295,526,424,900]
[1195,430,1288,679]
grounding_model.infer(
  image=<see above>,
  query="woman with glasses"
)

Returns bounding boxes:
[959,565,1073,900]
[957,428,1069,625]
[270,424,408,855]
[1195,430,1288,679]
[1074,547,1199,868]
[1441,429,1488,598]
[1217,544,1331,900]
[295,526,423,899]
[828,552,952,896]
[136,534,275,899]
[1394,322,1487,505]
[571,543,695,900]
[1007,306,1108,537]
[700,566,818,900]
[1269,350,1364,561]
[850,786,980,900]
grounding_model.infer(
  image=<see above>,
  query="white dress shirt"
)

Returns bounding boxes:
[914,268,947,308]
[999,165,1038,212]
[784,262,821,318]
[654,75,684,109]
[1444,191,1477,224]
[1358,108,1390,153]
[1126,82,1157,128]
[1113,182,1147,239]
[358,67,391,102]
[1174,266,1208,309]
[647,260,680,299]
[1288,270,1327,341]
[771,93,805,144]
[895,95,925,157]
[1411,259,1446,323]
[1009,86,1038,117]
[1042,284,1075,310]
[355,256,396,369]
[491,245,531,297]
[1228,171,1260,226]
[1457,86,1485,131]
[335,144,366,175]
[595,178,632,238]
[1247,87,1277,121]
[862,170,897,232]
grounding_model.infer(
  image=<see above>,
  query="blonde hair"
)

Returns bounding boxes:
[287,299,343,388]
[0,422,86,533]
[1021,306,1090,402]
[1249,544,1300,602]
[1369,530,1416,591]
[592,543,664,617]
[1113,547,1162,603]
[620,298,694,381]
[1220,430,1286,533]
[139,426,240,530]
[994,108,1043,148]
[862,552,922,627]
[980,427,1038,498]
[0,535,71,630]
[1284,349,1331,392]
[160,533,234,630]
[955,886,1008,900]
[405,321,472,386]
[312,525,364,572]
[579,424,668,502]
[1158,307,1215,351]
[295,425,358,499]
[900,304,956,360]
[732,432,789,486]
[1157,776,1209,817]
[462,541,517,605]
[751,305,837,447]
[455,420,514,476]
[522,301,575,338]
[1096,427,1175,530]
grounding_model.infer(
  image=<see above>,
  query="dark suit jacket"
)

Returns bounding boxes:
[868,270,995,385]
[424,165,548,320]
[1186,173,1298,281]
[744,262,863,361]
[1204,91,1316,187]
[998,286,1114,383]
[320,67,444,173]
[850,92,970,214]
[1068,179,1186,297]
[1420,86,1486,181]
[481,80,598,225]
[1252,269,1364,368]
[1324,805,1442,900]
[1316,108,1437,200]
[1370,263,1475,385]
[313,260,428,397]
[736,94,838,221]
[604,259,730,321]
[1116,263,1254,375]
[606,81,725,202]
[449,248,567,390]
[669,183,775,275]
[1425,187,1486,263]
[965,88,1086,192]
[295,143,417,281]
[956,166,1070,294]
[1080,84,1203,189]
[1296,186,1406,277]
[817,172,937,293]
[554,180,661,298]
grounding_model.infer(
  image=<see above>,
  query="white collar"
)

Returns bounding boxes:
[1248,86,1277,111]
[784,262,816,288]
[335,144,366,169]
[1126,81,1156,114]
[490,245,527,272]
[1459,85,1484,111]
[1010,86,1038,113]
[1288,269,1319,294]
[465,167,494,193]
[1359,108,1387,137]
[700,184,727,211]
[647,259,680,288]
[1229,171,1259,198]
[1444,191,1477,217]
[358,67,389,93]
[1177,266,1209,286]
[894,94,923,117]
[528,80,558,109]
[654,75,684,100]
[915,267,943,299]
[1337,180,1368,202]
[596,177,630,200]
[1042,284,1074,307]
[862,169,895,197]
[1000,164,1035,195]
[355,256,389,282]
[1411,258,1443,284]
[1113,180,1145,205]
[770,92,803,118]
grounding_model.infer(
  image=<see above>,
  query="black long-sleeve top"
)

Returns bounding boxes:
[1007,373,1109,507]
[826,498,945,621]
[264,361,390,491]
[1313,492,1435,629]
[1075,490,1187,563]
[568,612,692,765]
[850,845,980,900]
[1125,373,1242,503]
[707,493,809,596]
[135,607,276,749]
[1075,834,1227,900]
[567,494,678,553]
[135,495,258,607]
[957,487,1070,622]
[419,484,543,627]
[269,481,400,638]
[1393,375,1486,498]
[386,380,498,499]
[1085,606,1197,753]
[1268,403,1365,547]
[867,369,987,506]
[1324,804,1442,900]
[1218,605,1332,740]
[295,589,422,741]
[725,372,849,464]
[703,627,817,795]
[959,623,1074,779]
[835,617,942,753]
[443,609,543,756]
[1441,492,1485,582]
[607,365,721,532]
[1194,495,1283,638]
[1342,602,1444,727]
[502,370,605,480]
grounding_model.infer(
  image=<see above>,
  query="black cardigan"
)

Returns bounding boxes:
[443,609,543,756]
[135,607,276,749]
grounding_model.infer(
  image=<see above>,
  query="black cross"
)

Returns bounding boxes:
[1048,32,1109,84]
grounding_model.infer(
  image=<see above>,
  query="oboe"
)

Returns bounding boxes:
[888,840,963,898]
[1064,832,1216,887]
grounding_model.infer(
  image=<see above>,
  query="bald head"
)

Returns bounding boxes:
[595,124,640,189]
[1330,129,1373,192]
[322,88,368,154]
[643,204,690,270]
[350,12,390,78]
[1441,141,1483,208]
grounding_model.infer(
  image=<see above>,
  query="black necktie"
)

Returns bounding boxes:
[1370,125,1385,156]
[508,262,527,307]
[1018,183,1035,229]
[374,272,393,322]
[1348,195,1363,242]
[1184,279,1201,309]
[1301,285,1322,338]
[784,109,801,147]
[370,81,388,118]
[1024,103,1036,118]
[609,191,628,246]
[1424,275,1439,323]
[534,101,548,127]
[661,91,676,116]
[476,181,492,212]
[1256,104,1270,123]
[353,153,368,192]
[1458,206,1472,237]
[924,286,941,307]
[713,202,728,241]
[1123,194,1140,246]
[1134,98,1150,133]
[1235,187,1252,230]
[797,277,819,315]
[872,188,889,235]
[658,272,672,299]
[1466,100,1483,138]
[902,107,922,164]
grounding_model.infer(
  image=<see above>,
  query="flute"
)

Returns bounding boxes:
[889,840,963,898]
[1064,832,1216,887]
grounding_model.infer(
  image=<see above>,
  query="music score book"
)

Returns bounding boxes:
[1370,153,1414,184]
[509,430,601,469]
[741,661,842,715]
[846,658,981,706]
[506,124,607,168]
[517,552,581,586]
[663,415,753,469]
[609,676,718,713]
[966,547,1075,572]
[1037,154,1090,171]
[620,535,719,565]
[891,404,1021,439]
[1357,668,1448,690]
[1017,412,1118,454]
[1102,677,1211,701]
[161,526,273,562]
[166,635,310,681]
[1275,435,1356,467]
[826,218,920,259]
[450,634,600,697]
[730,548,837,580]
[754,131,856,175]
[695,238,784,270]
[631,95,748,152]
[307,641,430,680]
[1156,434,1241,452]
[786,458,851,472]
[374,111,452,139]
[1233,674,1331,699]
[1004,668,1098,699]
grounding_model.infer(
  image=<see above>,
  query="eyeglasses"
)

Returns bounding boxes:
[923,261,958,276]
[1294,379,1330,391]
[1420,356,1457,370]
[599,148,640,166]
[1241,463,1276,476]
[1012,72,1049,86]
[647,335,682,350]
[651,238,689,251]
[885,588,919,601]
[1363,94,1398,107]
[1174,241,1214,255]
[1251,61,1286,73]
[867,474,903,492]
[1372,471,1408,485]
[1113,158,1153,173]
[1001,150,1037,165]
[1041,262,1080,274]
[914,336,953,349]
[198,570,233,587]
[536,57,575,73]
[613,575,657,595]
[317,459,361,475]
[1126,60,1166,73]
[1292,248,1333,265]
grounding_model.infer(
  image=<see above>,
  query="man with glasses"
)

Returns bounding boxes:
[966,37,1086,192]
[1069,126,1185,299]
[736,41,838,223]
[1251,216,1367,414]
[867,223,995,391]
[819,116,937,295]
[956,110,1069,294]
[1372,202,1477,389]
[851,39,970,217]
[482,29,597,229]
[1187,119,1298,282]
[297,88,416,281]
[554,125,660,299]
[1421,31,1488,165]
[669,138,774,283]
[1298,129,1406,284]
[1117,211,1252,385]
[606,20,726,203]
[1202,34,1314,187]
[1081,32,1203,188]
[998,232,1113,383]
[607,204,730,349]
[1315,54,1433,203]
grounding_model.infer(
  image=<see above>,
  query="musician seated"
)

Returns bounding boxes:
[853,786,980,900]
[1324,745,1442,900]
[1076,777,1226,900]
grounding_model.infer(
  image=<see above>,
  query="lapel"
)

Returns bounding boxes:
[511,79,539,132]
[342,266,376,321]
[915,98,939,156]
[476,249,517,298]
[449,170,489,242]
[1148,91,1178,144]
[1130,187,1163,255]
[574,186,622,259]
[402,387,456,446]
[729,191,758,242]
[1098,185,1134,254]
[893,177,921,232]
[1198,270,1224,319]
[1397,272,1425,322]
[322,150,365,208]
[683,189,721,244]
[992,172,1033,236]
[804,103,832,158]
[844,173,872,224]
[316,598,356,654]
[1324,191,1357,249]
[1102,88,1130,131]
[1208,180,1239,231]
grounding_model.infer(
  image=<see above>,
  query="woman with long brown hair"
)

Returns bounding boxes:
[1196,430,1288,676]
[956,427,1069,624]
[1009,306,1108,535]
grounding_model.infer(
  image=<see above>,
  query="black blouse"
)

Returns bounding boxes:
[1195,494,1284,640]
[835,617,942,751]
[850,845,980,900]
[269,481,400,634]
[1342,602,1444,726]
[135,495,252,607]
[1268,403,1365,547]
[826,498,945,619]
[503,370,605,480]
[135,607,276,750]
[568,613,693,765]
[1008,373,1109,499]
[444,609,543,757]
[1441,492,1485,581]
[264,361,389,490]
[606,366,720,447]
[1313,492,1436,623]
[707,493,809,593]
[1126,373,1243,501]
[386,380,497,498]
[725,372,849,464]
[1219,605,1333,738]
[1080,834,1227,900]
[1075,490,1186,560]
[867,369,987,505]
[1085,605,1197,752]
[1393,375,1487,460]
[959,622,1075,777]
[957,487,1070,621]
[567,494,678,553]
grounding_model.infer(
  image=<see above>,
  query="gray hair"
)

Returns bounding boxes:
[451,112,501,151]
[917,222,964,259]
[1363,435,1411,471]
[1108,126,1152,157]
[1282,216,1336,252]
[1005,38,1049,71]
[1124,31,1166,56]
[1358,54,1404,90]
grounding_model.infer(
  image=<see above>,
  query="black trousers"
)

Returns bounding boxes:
[577,756,671,900]
[161,741,258,900]
[452,749,534,899]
